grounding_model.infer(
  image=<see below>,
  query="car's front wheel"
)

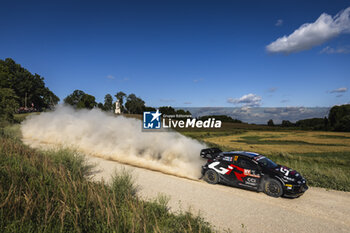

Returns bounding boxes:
[204,169,219,184]
[264,178,283,197]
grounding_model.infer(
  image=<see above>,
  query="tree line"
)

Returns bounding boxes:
[63,90,150,114]
[267,104,350,132]
[63,90,192,115]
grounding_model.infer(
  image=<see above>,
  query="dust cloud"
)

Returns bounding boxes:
[21,105,207,179]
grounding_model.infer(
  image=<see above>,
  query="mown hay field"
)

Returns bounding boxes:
[197,130,350,154]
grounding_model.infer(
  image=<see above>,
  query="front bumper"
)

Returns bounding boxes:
[283,184,308,197]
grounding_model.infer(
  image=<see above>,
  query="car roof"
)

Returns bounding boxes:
[222,151,261,158]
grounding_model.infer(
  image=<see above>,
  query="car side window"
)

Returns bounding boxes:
[238,158,257,170]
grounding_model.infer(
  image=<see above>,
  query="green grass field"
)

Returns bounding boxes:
[181,127,350,192]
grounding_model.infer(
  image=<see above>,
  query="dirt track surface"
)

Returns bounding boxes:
[88,156,350,233]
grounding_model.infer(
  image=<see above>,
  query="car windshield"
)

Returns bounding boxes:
[256,156,278,168]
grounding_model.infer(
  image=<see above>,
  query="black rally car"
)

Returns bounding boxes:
[200,148,308,197]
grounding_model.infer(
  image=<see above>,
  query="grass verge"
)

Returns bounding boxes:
[0,126,212,233]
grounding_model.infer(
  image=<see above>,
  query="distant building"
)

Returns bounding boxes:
[115,102,121,114]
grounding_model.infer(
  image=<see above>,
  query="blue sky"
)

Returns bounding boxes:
[0,0,349,108]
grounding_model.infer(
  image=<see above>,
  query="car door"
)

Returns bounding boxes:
[235,157,261,189]
[219,155,235,184]
[207,154,236,185]
[223,155,241,185]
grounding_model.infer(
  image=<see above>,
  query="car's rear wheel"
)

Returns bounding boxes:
[264,179,283,197]
[204,169,219,184]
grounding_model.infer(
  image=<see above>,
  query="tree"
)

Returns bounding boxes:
[42,87,60,109]
[0,88,19,122]
[267,119,275,126]
[328,104,350,131]
[175,109,193,116]
[334,115,350,132]
[64,90,85,107]
[144,106,156,112]
[115,91,126,113]
[159,106,176,115]
[0,58,59,110]
[77,94,96,109]
[281,120,294,127]
[103,94,113,112]
[295,118,327,130]
[97,102,104,110]
[64,90,96,109]
[124,94,145,114]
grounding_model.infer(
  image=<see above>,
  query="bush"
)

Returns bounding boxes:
[0,88,19,122]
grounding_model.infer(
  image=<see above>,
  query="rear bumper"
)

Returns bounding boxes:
[201,165,207,175]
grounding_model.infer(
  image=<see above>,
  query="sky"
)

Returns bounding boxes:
[0,0,349,108]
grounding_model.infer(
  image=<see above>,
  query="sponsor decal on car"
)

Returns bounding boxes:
[244,169,261,178]
[208,161,229,174]
[280,166,291,176]
[209,162,261,181]
[283,176,295,182]
[223,156,233,162]
[245,177,257,186]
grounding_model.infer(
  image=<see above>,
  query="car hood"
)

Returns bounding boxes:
[269,165,305,183]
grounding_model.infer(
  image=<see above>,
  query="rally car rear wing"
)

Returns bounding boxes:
[200,148,222,159]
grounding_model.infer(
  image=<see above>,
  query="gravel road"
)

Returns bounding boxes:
[89,156,350,233]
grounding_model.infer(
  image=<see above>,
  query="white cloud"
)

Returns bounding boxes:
[330,87,348,93]
[320,46,350,54]
[275,19,283,26]
[266,7,350,54]
[227,93,262,107]
[106,75,115,80]
[183,101,192,105]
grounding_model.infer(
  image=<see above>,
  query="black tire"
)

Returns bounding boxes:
[264,178,283,197]
[204,169,219,184]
